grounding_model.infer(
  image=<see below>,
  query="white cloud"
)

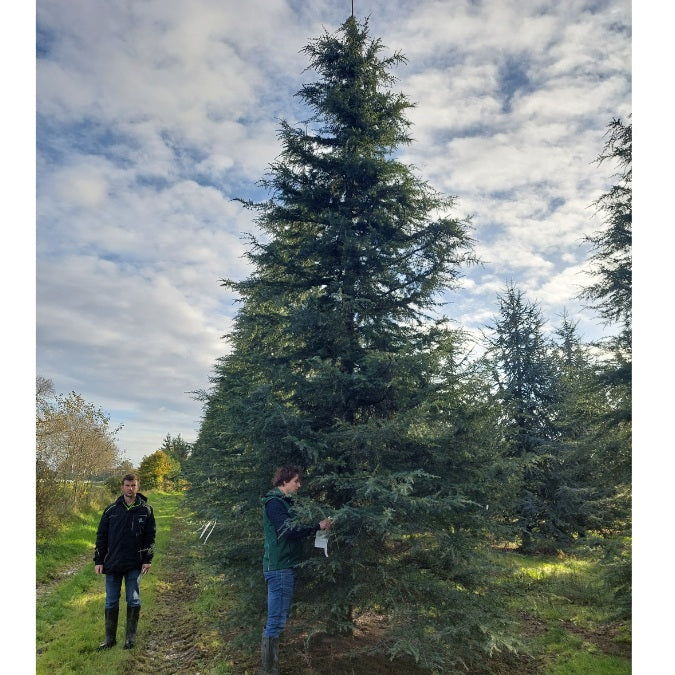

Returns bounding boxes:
[36,0,631,463]
[52,165,109,208]
[536,262,592,308]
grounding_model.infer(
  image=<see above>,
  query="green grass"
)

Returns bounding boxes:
[36,491,184,674]
[490,543,631,674]
[36,499,631,674]
[134,505,239,674]
[36,489,113,583]
[547,653,630,674]
[542,628,630,675]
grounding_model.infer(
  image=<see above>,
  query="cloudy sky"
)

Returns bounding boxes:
[33,0,631,465]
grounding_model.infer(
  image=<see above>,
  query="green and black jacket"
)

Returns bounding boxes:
[94,492,156,574]
[262,487,320,572]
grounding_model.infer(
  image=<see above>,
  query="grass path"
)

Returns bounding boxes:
[123,500,237,674]
[36,492,200,674]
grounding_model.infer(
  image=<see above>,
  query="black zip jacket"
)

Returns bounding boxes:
[94,492,156,574]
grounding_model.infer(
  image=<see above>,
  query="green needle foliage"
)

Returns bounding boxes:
[579,116,631,495]
[481,284,560,551]
[581,117,632,343]
[187,16,517,672]
[481,287,630,553]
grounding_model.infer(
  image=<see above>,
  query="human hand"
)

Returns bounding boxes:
[319,517,333,530]
[94,564,103,575]
[141,563,152,575]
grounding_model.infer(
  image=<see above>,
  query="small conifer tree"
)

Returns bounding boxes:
[482,285,559,551]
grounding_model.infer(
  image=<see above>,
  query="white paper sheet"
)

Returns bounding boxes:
[314,530,329,557]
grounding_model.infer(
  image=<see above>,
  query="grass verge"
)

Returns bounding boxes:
[36,487,112,584]
[36,491,184,674]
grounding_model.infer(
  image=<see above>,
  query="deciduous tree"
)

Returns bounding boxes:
[36,377,121,530]
[138,449,181,490]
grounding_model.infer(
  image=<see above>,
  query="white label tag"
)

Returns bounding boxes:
[314,530,329,557]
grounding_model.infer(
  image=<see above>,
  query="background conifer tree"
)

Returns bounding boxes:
[482,285,560,551]
[187,16,517,671]
[539,313,622,545]
[160,432,193,462]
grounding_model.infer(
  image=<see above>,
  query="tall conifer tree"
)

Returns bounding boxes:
[581,117,632,345]
[579,117,631,490]
[577,118,632,614]
[188,16,515,671]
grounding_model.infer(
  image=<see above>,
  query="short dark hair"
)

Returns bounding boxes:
[273,465,302,487]
[122,473,140,485]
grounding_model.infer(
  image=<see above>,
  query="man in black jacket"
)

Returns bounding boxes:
[94,473,156,650]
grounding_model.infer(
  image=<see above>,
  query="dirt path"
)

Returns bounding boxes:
[124,512,212,674]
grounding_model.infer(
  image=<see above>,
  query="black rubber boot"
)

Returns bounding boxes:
[97,607,119,650]
[123,605,140,649]
[259,635,279,675]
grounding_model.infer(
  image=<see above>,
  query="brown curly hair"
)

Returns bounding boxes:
[272,465,302,487]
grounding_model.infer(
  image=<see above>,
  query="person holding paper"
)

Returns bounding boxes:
[260,465,332,674]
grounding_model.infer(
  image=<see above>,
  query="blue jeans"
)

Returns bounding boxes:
[104,568,142,609]
[263,569,296,638]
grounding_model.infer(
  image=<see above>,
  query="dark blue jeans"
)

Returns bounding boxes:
[104,568,142,609]
[263,568,296,638]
